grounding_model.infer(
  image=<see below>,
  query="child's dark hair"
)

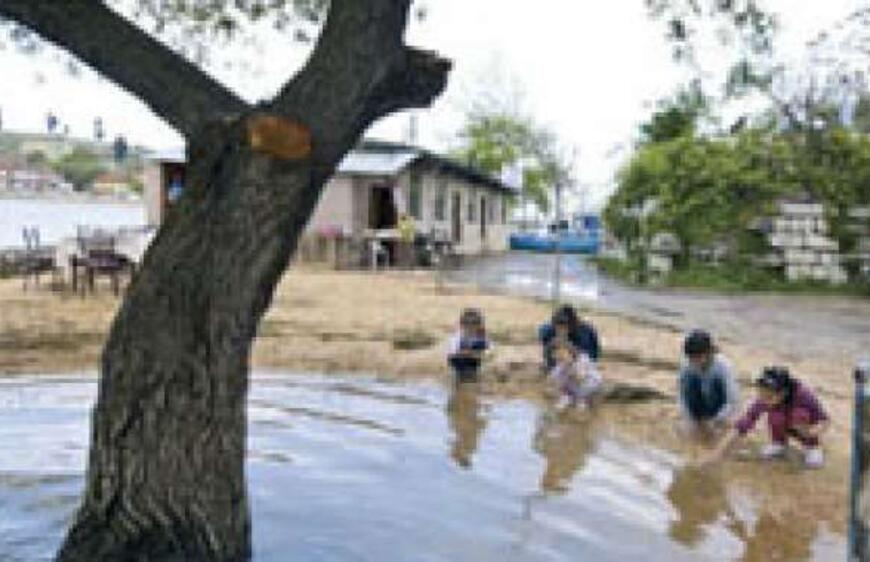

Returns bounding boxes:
[552,305,582,337]
[756,366,796,407]
[684,329,716,357]
[460,308,485,336]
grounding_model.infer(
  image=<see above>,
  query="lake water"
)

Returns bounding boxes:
[0,198,146,248]
[0,374,844,561]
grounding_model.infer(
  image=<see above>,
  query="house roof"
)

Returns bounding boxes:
[146,147,186,164]
[337,145,418,176]
[346,140,517,194]
[147,139,518,194]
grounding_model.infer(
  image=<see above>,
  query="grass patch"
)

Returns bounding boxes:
[391,329,437,351]
[593,257,870,297]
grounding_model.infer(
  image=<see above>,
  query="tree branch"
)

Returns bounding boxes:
[0,0,248,137]
[270,0,451,156]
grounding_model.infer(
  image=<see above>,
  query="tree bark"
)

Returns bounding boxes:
[0,1,452,561]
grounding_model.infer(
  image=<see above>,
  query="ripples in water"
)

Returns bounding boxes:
[0,374,845,561]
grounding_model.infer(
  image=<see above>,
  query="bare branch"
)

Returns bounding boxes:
[0,0,249,137]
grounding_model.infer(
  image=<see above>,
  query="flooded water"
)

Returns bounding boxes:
[449,252,870,363]
[0,198,146,248]
[0,374,845,561]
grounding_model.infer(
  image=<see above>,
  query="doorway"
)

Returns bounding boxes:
[452,192,462,243]
[369,185,397,230]
[480,196,487,242]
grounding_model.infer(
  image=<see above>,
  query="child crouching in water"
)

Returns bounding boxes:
[549,339,603,411]
[447,308,491,384]
[703,366,829,469]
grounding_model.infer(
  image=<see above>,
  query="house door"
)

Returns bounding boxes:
[451,192,462,243]
[480,196,487,241]
[369,185,397,229]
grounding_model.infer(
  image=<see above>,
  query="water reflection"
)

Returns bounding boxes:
[0,374,845,562]
[737,508,817,562]
[533,410,598,495]
[667,466,733,546]
[445,384,487,469]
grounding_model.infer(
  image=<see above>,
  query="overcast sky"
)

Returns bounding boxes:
[0,1,860,210]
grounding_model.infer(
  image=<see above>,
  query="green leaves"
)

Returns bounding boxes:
[607,124,870,278]
[53,147,107,191]
[639,82,708,144]
[453,109,572,214]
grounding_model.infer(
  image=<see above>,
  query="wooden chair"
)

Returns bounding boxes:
[21,226,57,291]
[72,229,130,296]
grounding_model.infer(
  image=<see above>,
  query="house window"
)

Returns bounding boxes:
[434,177,447,221]
[467,191,477,223]
[409,172,422,219]
[501,195,508,224]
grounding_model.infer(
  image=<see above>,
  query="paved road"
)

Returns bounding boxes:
[446,252,870,365]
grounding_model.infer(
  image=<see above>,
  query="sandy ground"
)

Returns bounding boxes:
[0,269,853,533]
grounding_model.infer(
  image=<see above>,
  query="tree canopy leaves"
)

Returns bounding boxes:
[606,124,870,275]
[452,109,572,213]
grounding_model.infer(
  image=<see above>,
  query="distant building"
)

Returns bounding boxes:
[0,164,72,194]
[143,140,518,267]
[92,171,131,197]
[0,130,146,169]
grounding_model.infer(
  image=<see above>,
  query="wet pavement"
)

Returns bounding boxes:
[0,374,845,561]
[446,252,870,364]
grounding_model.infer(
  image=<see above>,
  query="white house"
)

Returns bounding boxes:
[143,140,517,267]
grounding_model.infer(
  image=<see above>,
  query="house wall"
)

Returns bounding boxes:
[303,176,356,235]
[143,158,514,265]
[393,168,511,255]
[143,161,165,227]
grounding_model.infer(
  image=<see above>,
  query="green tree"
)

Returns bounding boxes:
[53,147,106,191]
[606,131,797,268]
[24,149,48,168]
[0,2,449,560]
[454,110,571,213]
[639,82,709,144]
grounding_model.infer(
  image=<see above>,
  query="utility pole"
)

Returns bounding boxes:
[552,180,563,307]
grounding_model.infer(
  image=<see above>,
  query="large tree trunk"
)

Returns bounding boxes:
[0,2,452,561]
[56,126,319,561]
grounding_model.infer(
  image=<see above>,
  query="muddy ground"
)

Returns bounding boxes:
[0,269,853,535]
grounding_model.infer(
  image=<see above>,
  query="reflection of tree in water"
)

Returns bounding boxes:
[668,466,818,562]
[533,411,597,495]
[667,466,732,547]
[446,385,487,469]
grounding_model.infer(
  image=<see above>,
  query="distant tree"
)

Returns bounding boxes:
[454,110,571,213]
[606,131,797,267]
[53,147,106,191]
[639,82,709,144]
[24,150,48,168]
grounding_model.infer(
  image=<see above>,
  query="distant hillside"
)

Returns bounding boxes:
[0,131,151,194]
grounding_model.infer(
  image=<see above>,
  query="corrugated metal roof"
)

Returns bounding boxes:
[146,147,186,163]
[145,140,517,193]
[336,149,419,176]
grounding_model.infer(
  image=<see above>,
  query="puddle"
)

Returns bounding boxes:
[0,374,845,561]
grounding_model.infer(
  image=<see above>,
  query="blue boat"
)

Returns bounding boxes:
[510,214,601,254]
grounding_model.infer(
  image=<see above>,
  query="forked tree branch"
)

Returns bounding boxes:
[0,0,249,137]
